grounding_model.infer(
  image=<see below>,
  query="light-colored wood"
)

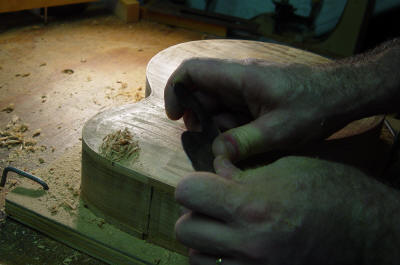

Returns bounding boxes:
[0,0,98,13]
[114,0,140,23]
[6,182,188,265]
[81,39,383,254]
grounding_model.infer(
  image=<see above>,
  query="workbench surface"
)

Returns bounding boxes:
[0,8,203,264]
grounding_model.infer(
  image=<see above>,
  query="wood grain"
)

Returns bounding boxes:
[81,40,383,254]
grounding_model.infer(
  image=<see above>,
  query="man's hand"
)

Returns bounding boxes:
[164,58,353,161]
[175,156,400,265]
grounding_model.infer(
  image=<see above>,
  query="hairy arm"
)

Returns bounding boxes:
[316,39,400,124]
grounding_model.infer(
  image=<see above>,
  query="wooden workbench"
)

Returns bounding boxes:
[0,14,203,265]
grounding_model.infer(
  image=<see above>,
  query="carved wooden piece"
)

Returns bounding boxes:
[81,40,383,254]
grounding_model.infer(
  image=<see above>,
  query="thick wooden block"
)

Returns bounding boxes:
[114,0,140,23]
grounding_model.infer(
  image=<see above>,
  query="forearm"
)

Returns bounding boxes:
[316,39,400,123]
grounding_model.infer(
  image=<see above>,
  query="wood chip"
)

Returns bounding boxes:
[62,69,74,74]
[24,138,37,146]
[6,139,21,145]
[32,129,41,137]
[2,103,14,113]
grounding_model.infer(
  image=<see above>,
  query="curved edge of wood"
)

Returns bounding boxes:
[80,140,153,238]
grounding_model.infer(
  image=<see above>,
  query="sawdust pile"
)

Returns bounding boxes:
[105,82,144,102]
[31,145,82,215]
[0,115,40,152]
[99,128,140,162]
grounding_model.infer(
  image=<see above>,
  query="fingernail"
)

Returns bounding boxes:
[213,136,237,159]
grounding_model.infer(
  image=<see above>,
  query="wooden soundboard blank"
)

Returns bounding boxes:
[81,40,382,254]
[5,40,383,262]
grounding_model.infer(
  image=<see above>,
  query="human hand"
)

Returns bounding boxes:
[164,58,352,161]
[175,156,399,265]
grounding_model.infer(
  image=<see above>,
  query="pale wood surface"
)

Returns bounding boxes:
[0,0,98,13]
[0,16,204,264]
[81,39,383,254]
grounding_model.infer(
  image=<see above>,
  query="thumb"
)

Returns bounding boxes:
[212,120,267,161]
[214,155,242,180]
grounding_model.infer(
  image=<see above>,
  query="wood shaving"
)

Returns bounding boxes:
[0,116,40,153]
[99,128,140,162]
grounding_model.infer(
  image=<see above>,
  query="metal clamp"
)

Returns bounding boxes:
[0,166,49,190]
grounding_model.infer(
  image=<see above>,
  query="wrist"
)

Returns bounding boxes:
[312,64,380,124]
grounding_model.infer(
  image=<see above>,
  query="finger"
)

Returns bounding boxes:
[212,122,262,161]
[164,58,247,120]
[175,173,243,222]
[175,212,242,257]
[212,112,250,132]
[212,113,285,161]
[183,110,202,131]
[214,156,242,180]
